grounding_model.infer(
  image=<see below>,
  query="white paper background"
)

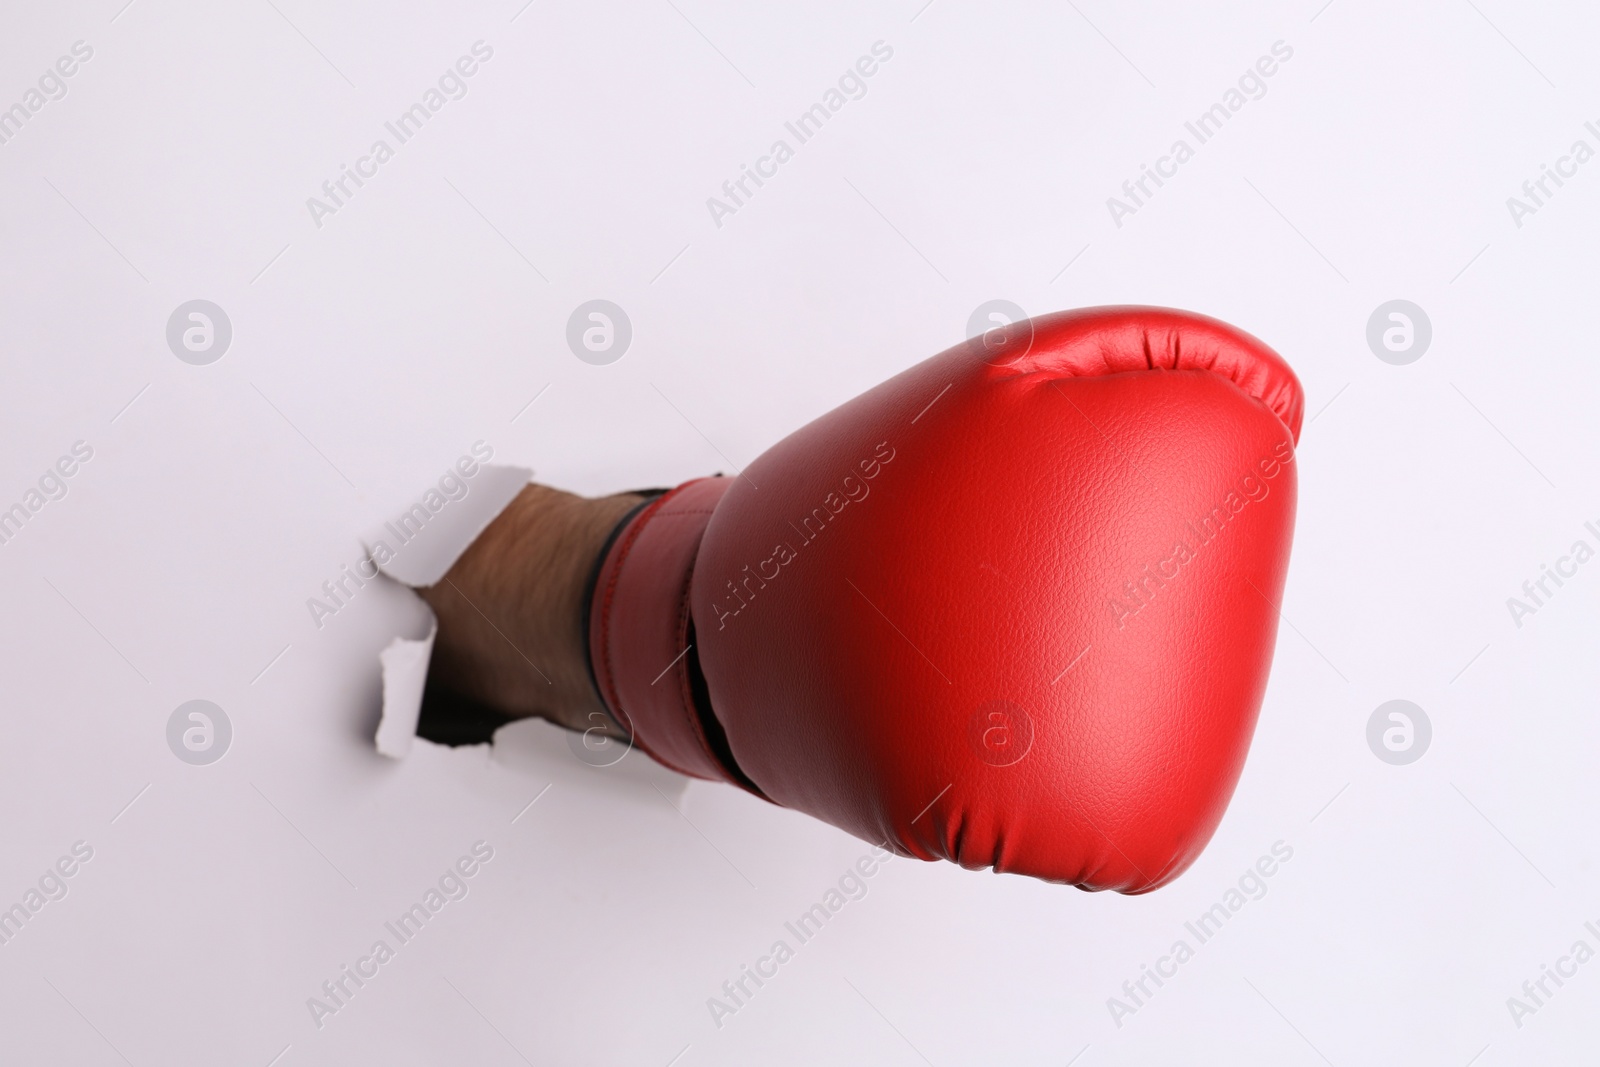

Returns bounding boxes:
[1,1,1595,1063]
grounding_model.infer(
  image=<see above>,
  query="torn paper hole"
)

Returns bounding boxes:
[369,463,532,759]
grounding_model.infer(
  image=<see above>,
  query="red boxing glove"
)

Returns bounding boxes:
[587,307,1302,891]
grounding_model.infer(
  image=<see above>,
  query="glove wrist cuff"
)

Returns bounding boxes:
[586,476,738,783]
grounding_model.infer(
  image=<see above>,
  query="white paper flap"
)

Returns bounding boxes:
[375,613,437,760]
[364,464,532,588]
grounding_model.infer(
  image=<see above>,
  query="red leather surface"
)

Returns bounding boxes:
[596,306,1302,892]
[588,477,734,783]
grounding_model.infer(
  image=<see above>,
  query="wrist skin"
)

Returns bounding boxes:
[416,484,646,739]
